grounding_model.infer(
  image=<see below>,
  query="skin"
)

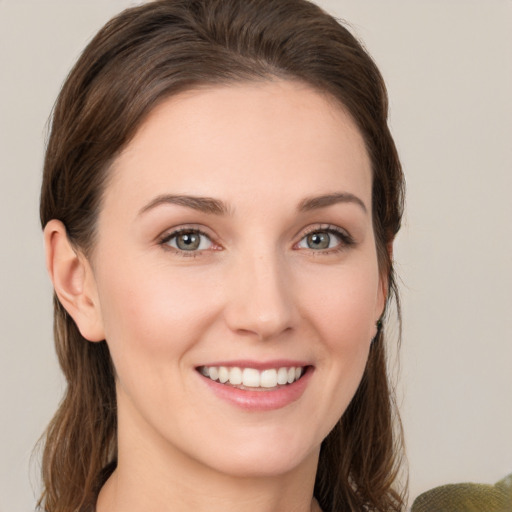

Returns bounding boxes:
[45,80,386,512]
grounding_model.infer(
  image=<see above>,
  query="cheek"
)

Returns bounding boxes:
[299,260,380,346]
[296,259,379,410]
[316,279,375,376]
[94,261,220,377]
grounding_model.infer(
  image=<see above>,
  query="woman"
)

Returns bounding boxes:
[39,0,405,511]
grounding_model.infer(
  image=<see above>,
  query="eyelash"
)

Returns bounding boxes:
[158,227,216,257]
[158,224,354,256]
[296,225,355,254]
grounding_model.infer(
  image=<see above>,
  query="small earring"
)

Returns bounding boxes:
[371,318,383,344]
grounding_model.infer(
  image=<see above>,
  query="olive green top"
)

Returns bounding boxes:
[411,473,512,512]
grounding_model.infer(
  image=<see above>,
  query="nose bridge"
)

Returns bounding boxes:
[224,245,295,340]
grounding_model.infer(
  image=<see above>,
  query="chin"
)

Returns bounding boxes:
[186,424,323,479]
[206,449,317,479]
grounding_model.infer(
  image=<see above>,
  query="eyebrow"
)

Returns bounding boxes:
[138,194,229,216]
[138,191,367,217]
[298,192,367,214]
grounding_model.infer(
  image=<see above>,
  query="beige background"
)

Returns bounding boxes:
[1,1,511,510]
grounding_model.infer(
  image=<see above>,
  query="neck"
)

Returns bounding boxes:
[98,466,321,512]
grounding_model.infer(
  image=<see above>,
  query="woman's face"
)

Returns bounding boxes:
[87,80,385,477]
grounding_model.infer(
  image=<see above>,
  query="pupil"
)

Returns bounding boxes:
[177,233,200,250]
[308,232,329,249]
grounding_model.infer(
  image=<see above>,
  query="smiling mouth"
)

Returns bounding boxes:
[197,365,307,391]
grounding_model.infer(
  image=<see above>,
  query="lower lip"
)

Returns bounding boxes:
[198,367,313,411]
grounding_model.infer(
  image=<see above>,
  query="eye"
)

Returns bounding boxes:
[161,229,213,252]
[296,226,353,251]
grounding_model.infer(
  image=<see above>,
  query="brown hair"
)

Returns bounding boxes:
[39,1,406,510]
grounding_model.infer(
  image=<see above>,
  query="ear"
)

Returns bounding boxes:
[44,219,105,342]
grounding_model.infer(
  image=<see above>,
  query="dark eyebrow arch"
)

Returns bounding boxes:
[138,194,229,216]
[298,192,367,214]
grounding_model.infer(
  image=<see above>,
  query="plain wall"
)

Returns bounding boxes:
[1,1,511,510]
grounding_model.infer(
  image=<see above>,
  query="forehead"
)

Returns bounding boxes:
[106,80,372,216]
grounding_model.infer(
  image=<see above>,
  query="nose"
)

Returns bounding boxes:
[223,249,297,341]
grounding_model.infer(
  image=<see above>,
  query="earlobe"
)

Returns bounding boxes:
[375,242,393,330]
[376,279,387,324]
[44,220,105,342]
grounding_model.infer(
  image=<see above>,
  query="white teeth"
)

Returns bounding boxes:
[277,367,288,385]
[260,369,277,388]
[242,368,260,387]
[228,367,242,385]
[200,365,306,388]
[209,367,219,381]
[218,366,229,383]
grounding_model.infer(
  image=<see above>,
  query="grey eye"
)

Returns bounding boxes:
[297,229,346,251]
[176,232,201,250]
[306,232,330,250]
[166,231,212,251]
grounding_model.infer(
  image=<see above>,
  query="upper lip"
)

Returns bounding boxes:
[196,360,311,371]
